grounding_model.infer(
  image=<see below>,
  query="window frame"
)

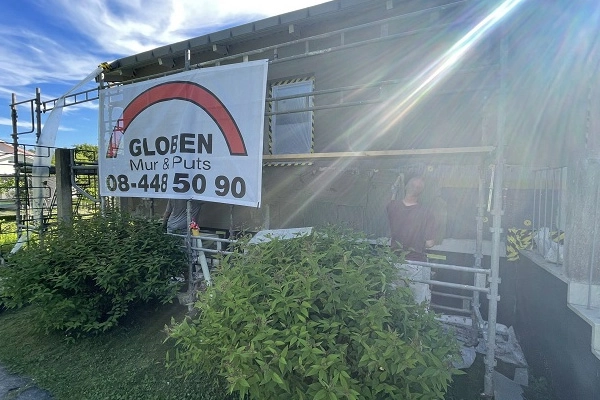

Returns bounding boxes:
[268,77,315,157]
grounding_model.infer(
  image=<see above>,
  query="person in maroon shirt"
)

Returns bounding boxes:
[387,176,437,262]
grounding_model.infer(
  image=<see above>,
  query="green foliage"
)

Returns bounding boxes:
[0,220,18,254]
[0,176,15,196]
[0,280,5,313]
[0,211,187,335]
[168,227,460,400]
[73,144,99,163]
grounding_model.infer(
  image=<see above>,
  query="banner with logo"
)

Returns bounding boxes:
[98,60,268,207]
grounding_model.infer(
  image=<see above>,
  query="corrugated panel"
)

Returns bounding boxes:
[231,23,255,37]
[117,55,137,68]
[188,35,210,48]
[341,0,370,9]
[151,45,172,58]
[107,0,381,72]
[254,15,281,31]
[309,1,341,16]
[281,9,310,24]
[209,29,232,43]
[135,50,155,63]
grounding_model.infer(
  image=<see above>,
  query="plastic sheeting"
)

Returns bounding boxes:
[30,66,104,227]
[11,67,104,254]
[438,314,528,369]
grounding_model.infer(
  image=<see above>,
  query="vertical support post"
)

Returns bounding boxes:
[552,168,559,264]
[543,169,549,253]
[186,199,193,296]
[11,93,22,234]
[35,88,42,142]
[484,29,508,398]
[471,161,486,345]
[99,72,107,215]
[559,166,568,265]
[55,148,73,224]
[588,180,599,309]
[229,204,235,239]
[264,203,271,229]
[185,50,191,71]
[118,197,129,211]
[550,169,556,232]
[531,171,537,249]
[33,88,46,242]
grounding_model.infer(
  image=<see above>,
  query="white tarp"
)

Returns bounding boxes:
[98,60,268,207]
[12,66,104,255]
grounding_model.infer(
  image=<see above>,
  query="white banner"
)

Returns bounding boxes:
[99,60,268,207]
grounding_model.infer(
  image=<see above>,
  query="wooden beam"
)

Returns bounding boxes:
[55,148,72,224]
[262,146,495,161]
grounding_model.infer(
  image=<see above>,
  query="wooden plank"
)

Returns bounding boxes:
[262,146,495,161]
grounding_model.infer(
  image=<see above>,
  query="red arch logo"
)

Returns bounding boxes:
[106,81,247,158]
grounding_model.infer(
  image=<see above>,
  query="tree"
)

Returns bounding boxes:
[73,144,98,164]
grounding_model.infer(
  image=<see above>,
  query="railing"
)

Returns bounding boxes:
[168,231,237,308]
[408,259,489,341]
[531,167,567,266]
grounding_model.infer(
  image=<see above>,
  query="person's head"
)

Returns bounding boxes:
[405,176,425,198]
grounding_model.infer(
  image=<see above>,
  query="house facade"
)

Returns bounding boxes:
[96,0,600,398]
[0,140,35,200]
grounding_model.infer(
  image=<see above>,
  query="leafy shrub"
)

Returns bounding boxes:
[0,278,5,313]
[0,220,18,255]
[168,227,460,400]
[0,211,187,334]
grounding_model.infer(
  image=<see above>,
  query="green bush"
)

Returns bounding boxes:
[0,278,5,313]
[168,227,460,400]
[0,212,187,334]
[0,220,18,255]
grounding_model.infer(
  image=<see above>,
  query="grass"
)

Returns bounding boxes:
[0,302,236,400]
[0,300,553,400]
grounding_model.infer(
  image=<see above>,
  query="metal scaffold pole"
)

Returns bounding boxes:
[484,28,508,398]
[10,94,22,234]
[471,160,486,346]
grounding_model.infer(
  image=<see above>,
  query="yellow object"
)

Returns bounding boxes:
[506,228,533,261]
[191,228,200,236]
[426,253,446,261]
[98,62,113,72]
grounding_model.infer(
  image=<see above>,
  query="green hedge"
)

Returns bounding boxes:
[0,212,187,335]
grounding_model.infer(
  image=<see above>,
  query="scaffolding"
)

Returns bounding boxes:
[8,1,513,396]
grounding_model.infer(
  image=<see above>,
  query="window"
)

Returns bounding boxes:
[269,78,314,155]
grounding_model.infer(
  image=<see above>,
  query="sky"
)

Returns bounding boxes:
[0,0,329,149]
